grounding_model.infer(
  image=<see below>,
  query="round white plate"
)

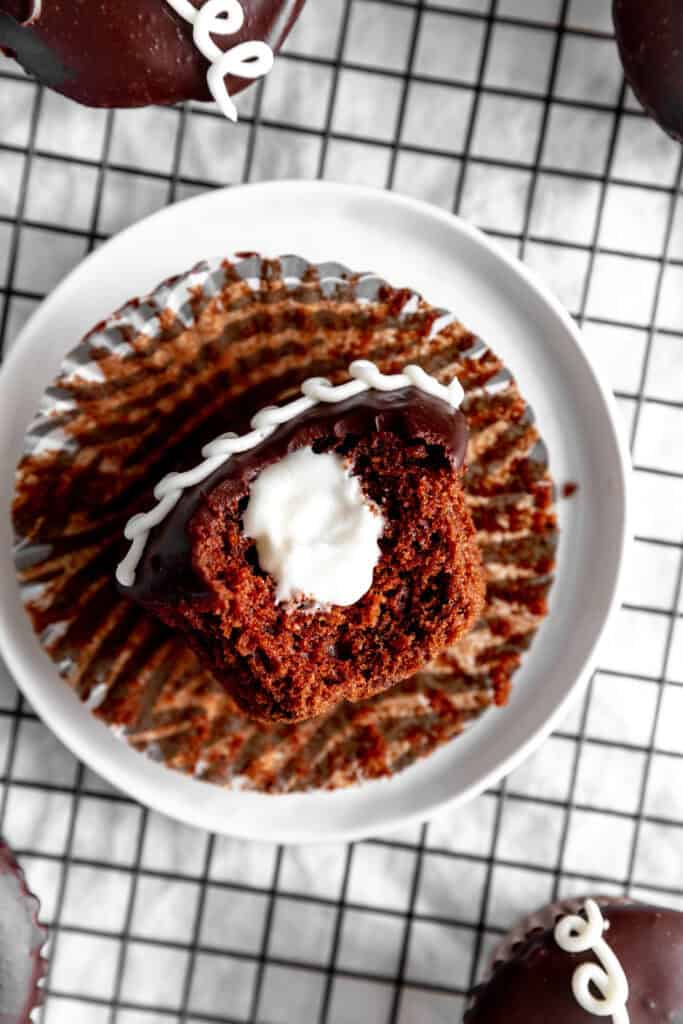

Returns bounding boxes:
[0,182,629,843]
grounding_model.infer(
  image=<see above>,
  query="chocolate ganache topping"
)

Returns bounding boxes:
[465,903,683,1024]
[613,0,683,142]
[0,0,305,108]
[122,387,468,606]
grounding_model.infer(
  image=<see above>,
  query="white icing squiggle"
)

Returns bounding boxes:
[554,900,630,1024]
[164,0,274,122]
[23,0,42,24]
[116,359,465,588]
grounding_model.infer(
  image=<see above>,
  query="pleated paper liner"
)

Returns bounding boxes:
[13,254,557,794]
[0,840,47,1023]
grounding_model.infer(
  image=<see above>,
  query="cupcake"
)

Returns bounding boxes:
[613,1,683,142]
[116,359,485,722]
[0,840,47,1023]
[12,254,557,791]
[465,896,683,1023]
[0,0,305,119]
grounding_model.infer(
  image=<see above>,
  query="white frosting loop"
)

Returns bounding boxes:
[164,0,273,122]
[554,900,630,1024]
[116,359,464,588]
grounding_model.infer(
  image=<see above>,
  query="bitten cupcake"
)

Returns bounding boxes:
[13,254,557,792]
[0,840,47,1023]
[116,360,485,722]
[465,896,683,1023]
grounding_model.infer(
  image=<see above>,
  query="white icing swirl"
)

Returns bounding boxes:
[554,900,630,1024]
[164,0,274,122]
[22,0,42,24]
[115,359,464,588]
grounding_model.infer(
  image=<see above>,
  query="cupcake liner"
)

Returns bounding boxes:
[12,254,557,793]
[0,840,47,1023]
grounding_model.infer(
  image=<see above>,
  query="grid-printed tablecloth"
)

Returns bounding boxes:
[1,1,682,1022]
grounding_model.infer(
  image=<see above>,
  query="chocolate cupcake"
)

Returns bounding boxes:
[13,254,557,791]
[613,0,683,142]
[0,840,47,1023]
[116,360,485,722]
[466,896,683,1024]
[0,0,305,119]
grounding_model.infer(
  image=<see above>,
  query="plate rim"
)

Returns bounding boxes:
[0,180,631,843]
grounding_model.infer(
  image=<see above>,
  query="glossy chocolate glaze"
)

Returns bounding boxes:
[613,0,683,141]
[465,903,683,1024]
[0,0,305,108]
[122,386,468,605]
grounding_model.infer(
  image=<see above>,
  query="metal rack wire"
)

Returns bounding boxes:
[1,1,682,1022]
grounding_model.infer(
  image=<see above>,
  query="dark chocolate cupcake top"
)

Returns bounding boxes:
[0,0,305,112]
[465,899,683,1024]
[12,254,557,791]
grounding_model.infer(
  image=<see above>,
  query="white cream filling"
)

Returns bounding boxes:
[242,448,383,607]
[554,900,630,1024]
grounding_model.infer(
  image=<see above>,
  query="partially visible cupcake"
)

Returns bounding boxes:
[465,896,683,1023]
[0,0,305,117]
[0,840,47,1023]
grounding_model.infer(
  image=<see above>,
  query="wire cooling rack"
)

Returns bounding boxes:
[1,1,682,1022]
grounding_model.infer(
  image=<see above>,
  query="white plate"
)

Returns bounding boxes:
[0,182,630,843]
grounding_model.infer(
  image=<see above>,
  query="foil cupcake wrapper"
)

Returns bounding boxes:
[13,253,557,794]
[0,840,48,1023]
